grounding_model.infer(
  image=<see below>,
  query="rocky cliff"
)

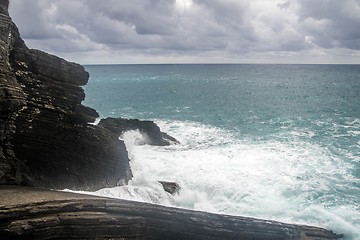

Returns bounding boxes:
[0,0,132,190]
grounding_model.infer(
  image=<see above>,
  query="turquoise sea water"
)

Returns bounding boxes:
[82,64,359,239]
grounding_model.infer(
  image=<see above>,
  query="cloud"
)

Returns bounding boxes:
[8,0,360,63]
[9,0,60,39]
[297,0,360,50]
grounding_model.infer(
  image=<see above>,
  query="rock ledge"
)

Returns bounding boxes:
[0,186,343,240]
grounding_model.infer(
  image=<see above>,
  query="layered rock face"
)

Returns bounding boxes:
[0,0,131,190]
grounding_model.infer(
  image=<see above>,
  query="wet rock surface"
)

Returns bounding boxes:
[159,181,181,195]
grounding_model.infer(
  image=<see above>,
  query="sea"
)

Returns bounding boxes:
[80,64,359,239]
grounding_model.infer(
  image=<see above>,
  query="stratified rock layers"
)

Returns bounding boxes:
[0,0,131,190]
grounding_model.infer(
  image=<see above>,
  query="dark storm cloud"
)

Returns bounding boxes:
[297,0,360,50]
[8,0,360,63]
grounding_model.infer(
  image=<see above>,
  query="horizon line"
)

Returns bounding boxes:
[83,62,360,66]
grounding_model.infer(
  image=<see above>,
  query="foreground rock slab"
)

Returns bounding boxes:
[0,186,342,240]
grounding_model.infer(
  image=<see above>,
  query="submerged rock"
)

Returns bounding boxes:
[159,181,181,195]
[99,117,180,146]
[0,0,131,190]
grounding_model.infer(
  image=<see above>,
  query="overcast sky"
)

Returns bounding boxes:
[9,0,360,64]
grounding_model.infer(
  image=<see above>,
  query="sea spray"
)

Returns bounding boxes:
[80,64,360,239]
[66,120,359,239]
[130,120,359,239]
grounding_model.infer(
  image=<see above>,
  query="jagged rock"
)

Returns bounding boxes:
[0,186,343,240]
[99,117,180,146]
[159,181,181,195]
[0,0,131,190]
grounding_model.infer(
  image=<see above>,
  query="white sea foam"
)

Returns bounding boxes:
[68,120,359,239]
[347,130,360,136]
[290,130,316,138]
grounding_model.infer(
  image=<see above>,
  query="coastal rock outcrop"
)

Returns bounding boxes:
[0,0,131,190]
[99,117,179,146]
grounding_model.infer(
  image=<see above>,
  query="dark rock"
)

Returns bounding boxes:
[159,181,181,195]
[0,2,131,190]
[0,186,343,240]
[99,117,180,146]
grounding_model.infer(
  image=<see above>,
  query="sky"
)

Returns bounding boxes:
[9,0,360,64]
